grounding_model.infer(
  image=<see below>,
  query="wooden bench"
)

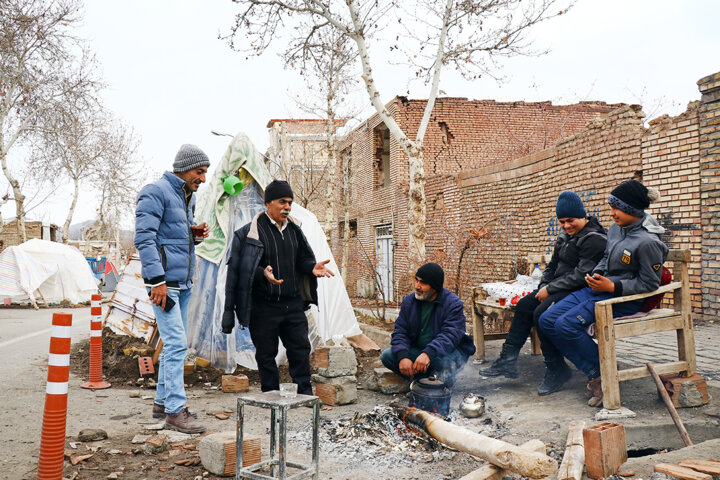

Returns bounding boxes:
[471,254,550,361]
[594,248,695,410]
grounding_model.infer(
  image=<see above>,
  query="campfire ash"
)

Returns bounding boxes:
[290,405,457,466]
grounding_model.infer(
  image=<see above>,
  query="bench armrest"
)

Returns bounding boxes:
[595,281,682,306]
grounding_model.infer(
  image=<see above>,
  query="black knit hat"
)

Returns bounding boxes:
[416,262,444,294]
[264,180,294,203]
[609,180,650,216]
[556,191,587,219]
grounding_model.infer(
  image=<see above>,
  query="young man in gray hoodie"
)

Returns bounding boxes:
[537,180,668,407]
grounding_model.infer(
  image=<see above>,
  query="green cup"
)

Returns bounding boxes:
[221,175,244,195]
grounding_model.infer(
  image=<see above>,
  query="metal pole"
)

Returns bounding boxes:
[236,399,244,480]
[279,406,288,479]
[312,401,320,479]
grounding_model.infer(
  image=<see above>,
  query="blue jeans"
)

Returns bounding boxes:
[381,346,469,387]
[149,287,192,415]
[537,287,642,378]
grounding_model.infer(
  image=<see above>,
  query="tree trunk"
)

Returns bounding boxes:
[62,176,80,244]
[406,148,427,272]
[0,148,28,243]
[341,154,350,283]
[323,96,337,240]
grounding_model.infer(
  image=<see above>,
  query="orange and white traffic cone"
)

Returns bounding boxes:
[81,294,110,390]
[37,312,72,480]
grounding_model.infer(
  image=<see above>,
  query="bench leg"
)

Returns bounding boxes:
[530,327,541,355]
[472,299,485,361]
[597,304,621,410]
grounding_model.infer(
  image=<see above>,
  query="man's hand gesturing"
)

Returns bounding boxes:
[264,265,284,285]
[312,259,335,278]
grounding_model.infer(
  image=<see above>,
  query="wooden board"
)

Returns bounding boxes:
[654,463,712,480]
[678,460,720,475]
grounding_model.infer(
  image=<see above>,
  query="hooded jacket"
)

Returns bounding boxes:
[134,171,199,289]
[390,288,476,362]
[222,212,318,333]
[540,216,607,295]
[592,214,668,297]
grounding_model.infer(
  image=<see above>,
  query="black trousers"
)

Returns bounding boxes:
[504,288,567,362]
[249,297,312,394]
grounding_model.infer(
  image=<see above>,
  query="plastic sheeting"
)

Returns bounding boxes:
[0,239,98,304]
[186,182,362,372]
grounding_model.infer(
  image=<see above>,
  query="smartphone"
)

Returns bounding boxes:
[163,296,176,312]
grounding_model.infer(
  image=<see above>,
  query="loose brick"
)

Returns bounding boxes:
[221,375,249,393]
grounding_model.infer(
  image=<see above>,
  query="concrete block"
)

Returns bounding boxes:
[583,422,627,479]
[660,374,710,408]
[199,431,261,476]
[368,367,410,394]
[311,374,357,405]
[312,346,357,377]
[222,374,249,393]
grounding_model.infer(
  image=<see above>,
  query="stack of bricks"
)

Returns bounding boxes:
[311,346,358,406]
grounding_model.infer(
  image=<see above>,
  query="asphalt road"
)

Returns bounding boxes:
[0,306,91,480]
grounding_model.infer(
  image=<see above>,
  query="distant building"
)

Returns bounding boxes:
[0,218,60,251]
[266,118,347,221]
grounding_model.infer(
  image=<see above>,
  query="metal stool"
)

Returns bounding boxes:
[236,391,319,480]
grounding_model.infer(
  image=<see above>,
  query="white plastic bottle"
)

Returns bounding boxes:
[531,265,542,291]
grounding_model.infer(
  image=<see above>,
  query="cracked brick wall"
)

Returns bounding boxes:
[331,97,622,300]
[698,73,720,320]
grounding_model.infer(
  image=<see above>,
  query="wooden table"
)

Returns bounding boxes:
[471,292,541,362]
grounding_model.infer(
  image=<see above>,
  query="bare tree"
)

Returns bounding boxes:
[85,119,143,254]
[37,106,106,243]
[0,0,101,242]
[285,28,358,238]
[226,0,571,272]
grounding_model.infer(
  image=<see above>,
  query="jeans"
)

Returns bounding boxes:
[381,346,470,387]
[504,288,568,363]
[149,287,192,415]
[537,287,642,378]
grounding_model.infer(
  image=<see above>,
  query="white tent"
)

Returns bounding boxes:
[0,239,98,305]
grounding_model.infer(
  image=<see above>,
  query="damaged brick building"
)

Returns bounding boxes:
[330,97,622,302]
[328,71,720,322]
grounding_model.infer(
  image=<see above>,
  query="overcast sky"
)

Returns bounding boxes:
[20,0,720,226]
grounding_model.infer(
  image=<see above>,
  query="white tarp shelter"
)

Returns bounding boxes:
[0,239,98,305]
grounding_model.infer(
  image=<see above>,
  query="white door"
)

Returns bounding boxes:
[375,225,394,302]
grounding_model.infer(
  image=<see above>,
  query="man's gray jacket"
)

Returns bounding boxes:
[592,214,668,297]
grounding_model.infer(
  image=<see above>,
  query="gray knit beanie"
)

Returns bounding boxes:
[173,144,210,172]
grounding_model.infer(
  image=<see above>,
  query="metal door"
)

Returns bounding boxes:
[375,225,394,302]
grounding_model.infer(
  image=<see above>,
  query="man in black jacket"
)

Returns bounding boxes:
[222,180,334,394]
[479,191,607,395]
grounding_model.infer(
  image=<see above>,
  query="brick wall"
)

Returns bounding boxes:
[698,73,720,319]
[0,221,45,250]
[452,99,708,316]
[332,97,622,299]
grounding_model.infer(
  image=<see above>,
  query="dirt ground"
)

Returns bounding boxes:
[29,331,720,479]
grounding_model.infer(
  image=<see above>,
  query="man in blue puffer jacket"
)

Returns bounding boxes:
[134,144,210,434]
[381,263,476,387]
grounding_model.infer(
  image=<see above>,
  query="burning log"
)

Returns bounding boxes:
[458,439,546,480]
[390,404,557,478]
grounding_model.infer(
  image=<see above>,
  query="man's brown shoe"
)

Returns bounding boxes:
[153,403,197,419]
[587,377,603,407]
[165,407,207,434]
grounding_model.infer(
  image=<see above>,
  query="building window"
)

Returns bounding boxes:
[338,219,357,238]
[373,126,390,189]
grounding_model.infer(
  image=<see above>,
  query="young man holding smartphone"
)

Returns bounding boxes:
[134,144,210,433]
